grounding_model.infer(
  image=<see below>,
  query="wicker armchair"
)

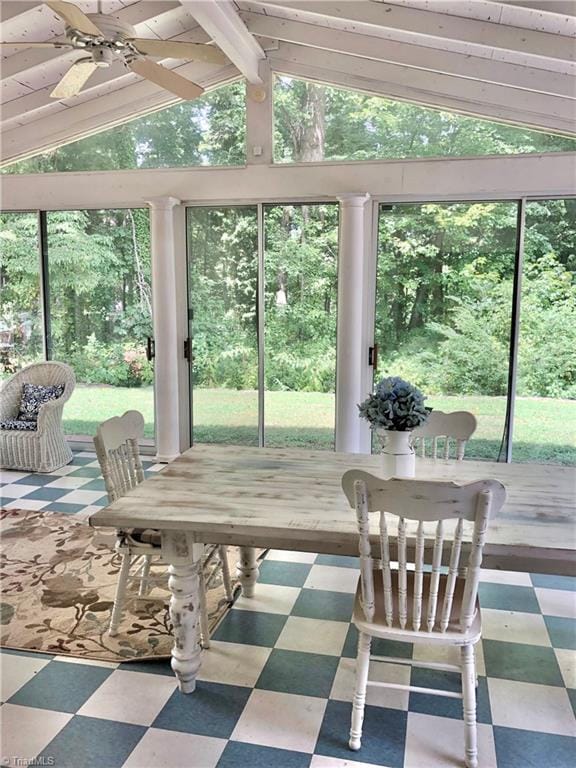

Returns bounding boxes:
[0,362,75,473]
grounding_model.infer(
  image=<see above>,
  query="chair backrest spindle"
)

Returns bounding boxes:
[413,520,425,631]
[94,411,146,503]
[412,411,477,461]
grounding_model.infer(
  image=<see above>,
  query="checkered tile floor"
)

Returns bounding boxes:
[1,453,575,768]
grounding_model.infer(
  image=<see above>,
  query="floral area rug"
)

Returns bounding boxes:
[0,508,240,662]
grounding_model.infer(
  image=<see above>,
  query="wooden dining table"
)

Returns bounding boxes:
[89,444,575,693]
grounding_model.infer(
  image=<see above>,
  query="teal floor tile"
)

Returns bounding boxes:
[258,560,312,588]
[494,725,576,768]
[217,741,309,768]
[256,648,339,698]
[44,502,87,514]
[545,616,576,651]
[292,589,354,623]
[38,715,145,768]
[153,681,252,738]
[9,661,113,712]
[530,574,576,592]
[341,624,413,660]
[409,670,491,723]
[315,700,406,767]
[479,583,540,613]
[483,639,564,686]
[212,609,287,647]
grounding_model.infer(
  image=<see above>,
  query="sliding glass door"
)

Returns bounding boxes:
[514,199,576,464]
[187,202,338,450]
[375,201,519,460]
[264,203,338,449]
[187,206,259,446]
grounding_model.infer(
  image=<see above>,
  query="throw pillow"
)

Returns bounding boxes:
[18,383,65,422]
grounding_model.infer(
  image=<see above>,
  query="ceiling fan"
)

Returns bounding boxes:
[1,0,228,100]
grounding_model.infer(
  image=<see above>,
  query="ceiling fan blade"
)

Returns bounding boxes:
[129,59,204,100]
[128,39,228,65]
[46,1,103,37]
[0,41,72,48]
[50,59,98,99]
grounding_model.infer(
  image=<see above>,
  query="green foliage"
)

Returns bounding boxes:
[274,76,576,162]
[67,336,153,388]
[375,199,575,401]
[3,82,246,174]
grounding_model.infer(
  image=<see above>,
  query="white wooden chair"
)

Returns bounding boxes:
[341,470,506,768]
[411,410,477,461]
[94,410,233,642]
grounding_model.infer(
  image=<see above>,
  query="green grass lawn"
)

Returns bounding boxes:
[63,385,575,464]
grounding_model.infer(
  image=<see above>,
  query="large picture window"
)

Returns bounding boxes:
[4,82,246,174]
[375,201,518,461]
[46,208,154,440]
[274,76,576,163]
[0,211,43,374]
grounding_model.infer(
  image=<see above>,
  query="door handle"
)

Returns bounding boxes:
[184,337,193,361]
[368,344,378,368]
[145,336,155,361]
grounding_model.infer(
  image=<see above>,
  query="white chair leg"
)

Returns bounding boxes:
[138,555,152,597]
[461,643,478,768]
[199,568,211,649]
[349,632,371,751]
[109,551,131,637]
[219,545,234,602]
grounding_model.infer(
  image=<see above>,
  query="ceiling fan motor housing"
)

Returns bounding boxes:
[69,13,137,46]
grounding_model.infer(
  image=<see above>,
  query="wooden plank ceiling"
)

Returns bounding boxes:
[1,0,574,164]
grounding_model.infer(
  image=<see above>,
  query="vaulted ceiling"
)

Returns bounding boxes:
[1,0,575,165]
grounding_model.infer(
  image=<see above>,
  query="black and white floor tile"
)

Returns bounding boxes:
[1,454,575,768]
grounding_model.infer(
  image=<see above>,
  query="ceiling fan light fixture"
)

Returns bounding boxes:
[92,46,113,68]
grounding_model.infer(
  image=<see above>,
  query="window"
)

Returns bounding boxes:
[4,82,246,173]
[45,209,154,439]
[375,201,519,461]
[187,202,338,450]
[514,199,576,464]
[187,206,259,446]
[0,212,43,374]
[264,203,338,449]
[274,76,576,163]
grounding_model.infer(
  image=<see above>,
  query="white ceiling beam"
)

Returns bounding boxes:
[1,2,183,82]
[495,1,576,17]
[242,11,576,99]
[269,43,576,135]
[0,62,239,164]
[1,153,574,211]
[178,0,265,82]
[262,1,576,63]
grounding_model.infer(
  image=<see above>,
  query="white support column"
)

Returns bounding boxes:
[246,60,273,165]
[336,193,372,454]
[146,196,182,463]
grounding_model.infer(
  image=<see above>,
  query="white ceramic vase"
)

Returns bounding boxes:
[379,429,415,478]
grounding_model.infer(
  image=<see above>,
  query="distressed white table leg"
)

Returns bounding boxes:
[237,546,259,597]
[164,532,204,694]
[168,561,202,693]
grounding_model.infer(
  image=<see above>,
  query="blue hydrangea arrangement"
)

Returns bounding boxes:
[358,376,431,431]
